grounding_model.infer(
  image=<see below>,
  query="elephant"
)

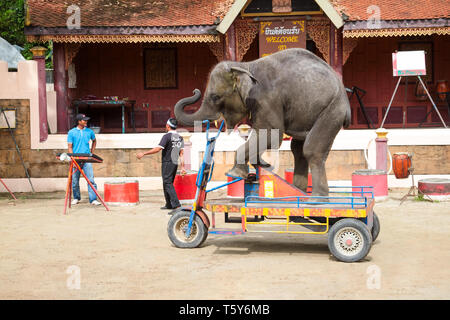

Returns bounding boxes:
[174,48,351,197]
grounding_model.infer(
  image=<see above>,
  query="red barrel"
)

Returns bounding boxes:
[173,170,198,202]
[104,180,139,206]
[352,169,387,200]
[392,152,412,179]
[418,178,450,200]
[285,168,312,193]
[227,175,245,197]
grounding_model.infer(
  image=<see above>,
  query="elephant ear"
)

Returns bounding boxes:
[230,66,258,84]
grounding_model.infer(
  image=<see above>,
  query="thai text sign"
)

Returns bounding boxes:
[259,20,306,57]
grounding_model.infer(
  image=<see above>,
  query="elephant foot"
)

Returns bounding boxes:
[309,193,330,204]
[257,158,272,168]
[226,165,249,179]
[251,158,272,170]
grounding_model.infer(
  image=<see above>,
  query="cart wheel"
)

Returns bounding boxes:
[168,210,208,248]
[371,212,380,242]
[328,218,372,262]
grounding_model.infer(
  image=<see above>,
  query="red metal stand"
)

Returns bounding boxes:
[0,177,17,200]
[63,157,110,215]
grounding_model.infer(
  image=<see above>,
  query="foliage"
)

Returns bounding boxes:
[0,0,53,69]
[0,0,25,46]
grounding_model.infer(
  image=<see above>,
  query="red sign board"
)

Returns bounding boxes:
[259,20,306,58]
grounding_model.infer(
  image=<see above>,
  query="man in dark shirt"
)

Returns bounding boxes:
[137,118,186,209]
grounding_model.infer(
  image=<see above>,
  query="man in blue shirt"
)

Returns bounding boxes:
[67,114,101,206]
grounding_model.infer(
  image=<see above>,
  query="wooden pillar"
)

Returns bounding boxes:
[225,23,237,61]
[335,27,343,78]
[53,43,69,133]
[30,46,48,142]
[329,23,335,70]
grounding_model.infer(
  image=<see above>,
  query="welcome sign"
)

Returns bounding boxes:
[259,20,306,58]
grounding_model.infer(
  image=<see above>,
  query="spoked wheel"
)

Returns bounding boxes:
[371,212,380,242]
[328,218,372,262]
[168,210,208,248]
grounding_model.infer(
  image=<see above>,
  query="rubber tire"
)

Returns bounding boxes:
[328,218,373,263]
[371,212,380,242]
[168,210,207,248]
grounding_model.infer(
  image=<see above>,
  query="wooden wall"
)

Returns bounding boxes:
[72,43,218,132]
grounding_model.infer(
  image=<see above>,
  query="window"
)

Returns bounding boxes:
[143,47,177,89]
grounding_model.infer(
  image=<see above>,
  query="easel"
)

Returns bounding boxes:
[0,107,35,199]
[0,178,17,200]
[62,154,110,215]
[380,75,447,128]
[399,155,433,204]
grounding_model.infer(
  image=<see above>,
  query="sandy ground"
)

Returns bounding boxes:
[0,188,449,300]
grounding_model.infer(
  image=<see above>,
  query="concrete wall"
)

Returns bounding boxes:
[0,60,57,139]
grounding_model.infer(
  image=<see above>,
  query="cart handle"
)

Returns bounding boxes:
[204,119,225,141]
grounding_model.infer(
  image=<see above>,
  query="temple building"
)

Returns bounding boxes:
[0,0,448,191]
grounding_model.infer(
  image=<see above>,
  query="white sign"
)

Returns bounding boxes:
[392,50,426,77]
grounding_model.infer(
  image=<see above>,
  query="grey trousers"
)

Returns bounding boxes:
[162,161,180,208]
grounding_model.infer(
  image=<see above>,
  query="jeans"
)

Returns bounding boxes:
[72,162,98,203]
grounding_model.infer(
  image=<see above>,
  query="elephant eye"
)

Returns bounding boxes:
[210,94,221,103]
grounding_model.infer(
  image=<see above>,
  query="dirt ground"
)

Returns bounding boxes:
[0,188,449,300]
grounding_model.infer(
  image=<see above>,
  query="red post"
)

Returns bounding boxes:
[53,43,69,133]
[30,46,48,142]
[375,129,389,172]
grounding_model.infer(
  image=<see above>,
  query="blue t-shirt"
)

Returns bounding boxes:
[67,127,96,154]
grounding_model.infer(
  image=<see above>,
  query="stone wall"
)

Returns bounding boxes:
[388,145,450,175]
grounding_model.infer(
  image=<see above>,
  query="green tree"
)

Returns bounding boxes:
[0,0,52,68]
[0,0,26,46]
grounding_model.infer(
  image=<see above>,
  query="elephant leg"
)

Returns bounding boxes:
[226,130,257,178]
[227,128,282,178]
[252,128,283,170]
[290,138,309,192]
[303,112,342,198]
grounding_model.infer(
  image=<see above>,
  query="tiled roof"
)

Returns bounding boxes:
[331,0,450,21]
[27,0,235,28]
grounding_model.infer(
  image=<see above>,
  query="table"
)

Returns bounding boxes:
[72,99,136,133]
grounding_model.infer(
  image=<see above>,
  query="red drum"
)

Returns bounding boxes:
[392,153,412,179]
[352,169,387,200]
[285,168,312,193]
[104,180,139,206]
[418,178,450,201]
[173,170,198,203]
[227,175,244,197]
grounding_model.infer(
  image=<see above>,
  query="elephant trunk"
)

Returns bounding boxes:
[174,89,220,126]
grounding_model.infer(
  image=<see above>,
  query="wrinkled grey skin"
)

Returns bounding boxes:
[175,48,351,197]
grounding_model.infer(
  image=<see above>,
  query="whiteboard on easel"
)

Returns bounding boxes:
[392,50,426,77]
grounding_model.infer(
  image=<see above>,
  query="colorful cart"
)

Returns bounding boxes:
[168,120,379,262]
